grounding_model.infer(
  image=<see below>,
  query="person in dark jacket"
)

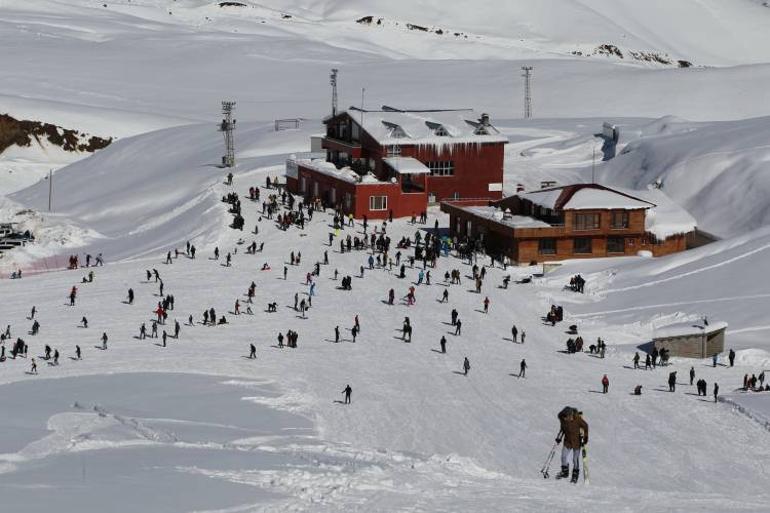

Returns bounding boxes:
[556,407,588,483]
[668,371,677,392]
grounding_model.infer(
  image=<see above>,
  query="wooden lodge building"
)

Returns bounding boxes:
[285,107,507,219]
[440,183,696,264]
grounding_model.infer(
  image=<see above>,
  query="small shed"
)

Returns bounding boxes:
[652,321,727,359]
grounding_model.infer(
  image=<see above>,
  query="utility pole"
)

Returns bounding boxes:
[47,169,53,212]
[521,66,533,119]
[330,68,339,117]
[220,101,236,168]
[360,87,365,125]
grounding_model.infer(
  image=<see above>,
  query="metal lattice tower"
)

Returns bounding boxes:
[330,68,339,116]
[220,101,236,168]
[521,66,533,119]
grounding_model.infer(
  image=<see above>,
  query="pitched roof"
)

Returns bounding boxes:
[332,108,509,145]
[521,184,656,211]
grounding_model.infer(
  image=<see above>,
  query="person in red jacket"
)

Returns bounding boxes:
[601,374,610,394]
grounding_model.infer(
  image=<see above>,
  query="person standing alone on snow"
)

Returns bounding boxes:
[556,407,588,483]
[342,384,352,404]
[601,374,609,394]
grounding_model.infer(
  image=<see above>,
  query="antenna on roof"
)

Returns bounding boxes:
[360,88,365,125]
[330,69,339,116]
[521,66,533,119]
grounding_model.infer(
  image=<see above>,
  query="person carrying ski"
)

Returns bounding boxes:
[556,407,588,483]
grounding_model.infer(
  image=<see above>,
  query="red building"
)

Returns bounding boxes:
[286,107,507,219]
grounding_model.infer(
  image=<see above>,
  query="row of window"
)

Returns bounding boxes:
[538,237,626,255]
[573,211,630,231]
[427,161,454,176]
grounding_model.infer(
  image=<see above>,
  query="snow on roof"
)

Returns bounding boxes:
[522,184,654,211]
[462,206,552,229]
[383,157,430,174]
[654,321,728,339]
[520,188,564,210]
[564,188,653,210]
[342,109,509,146]
[625,186,698,240]
[294,158,386,185]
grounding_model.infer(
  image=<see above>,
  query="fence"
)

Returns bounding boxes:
[274,118,303,131]
[0,253,72,280]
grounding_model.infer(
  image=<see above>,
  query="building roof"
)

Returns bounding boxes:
[292,158,390,185]
[653,320,728,339]
[445,204,552,229]
[521,184,656,211]
[383,157,431,174]
[333,107,509,146]
[622,186,698,240]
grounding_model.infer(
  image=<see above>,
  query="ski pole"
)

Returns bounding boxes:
[540,438,559,478]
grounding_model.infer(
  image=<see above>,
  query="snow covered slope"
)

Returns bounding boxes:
[8,122,312,265]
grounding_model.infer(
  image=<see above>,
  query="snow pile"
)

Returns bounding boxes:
[600,116,770,238]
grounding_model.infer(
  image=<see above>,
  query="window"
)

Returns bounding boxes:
[386,145,402,157]
[538,238,556,255]
[607,237,625,253]
[611,211,629,229]
[452,192,460,200]
[574,213,600,231]
[369,195,388,211]
[428,161,455,176]
[574,237,593,254]
[345,193,352,210]
[434,125,449,136]
[466,220,472,235]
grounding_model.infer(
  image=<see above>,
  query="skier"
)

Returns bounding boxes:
[140,323,147,340]
[713,382,719,403]
[30,306,36,319]
[512,325,518,343]
[463,357,470,376]
[441,289,449,303]
[75,345,81,360]
[556,407,588,483]
[249,343,256,359]
[728,348,735,367]
[668,371,677,392]
[334,326,340,343]
[601,374,609,393]
[127,288,134,304]
[30,358,37,375]
[633,352,640,369]
[483,296,490,313]
[689,366,695,385]
[101,332,108,350]
[454,319,462,336]
[440,336,447,353]
[519,359,527,378]
[81,316,88,328]
[342,384,352,404]
[162,331,167,347]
